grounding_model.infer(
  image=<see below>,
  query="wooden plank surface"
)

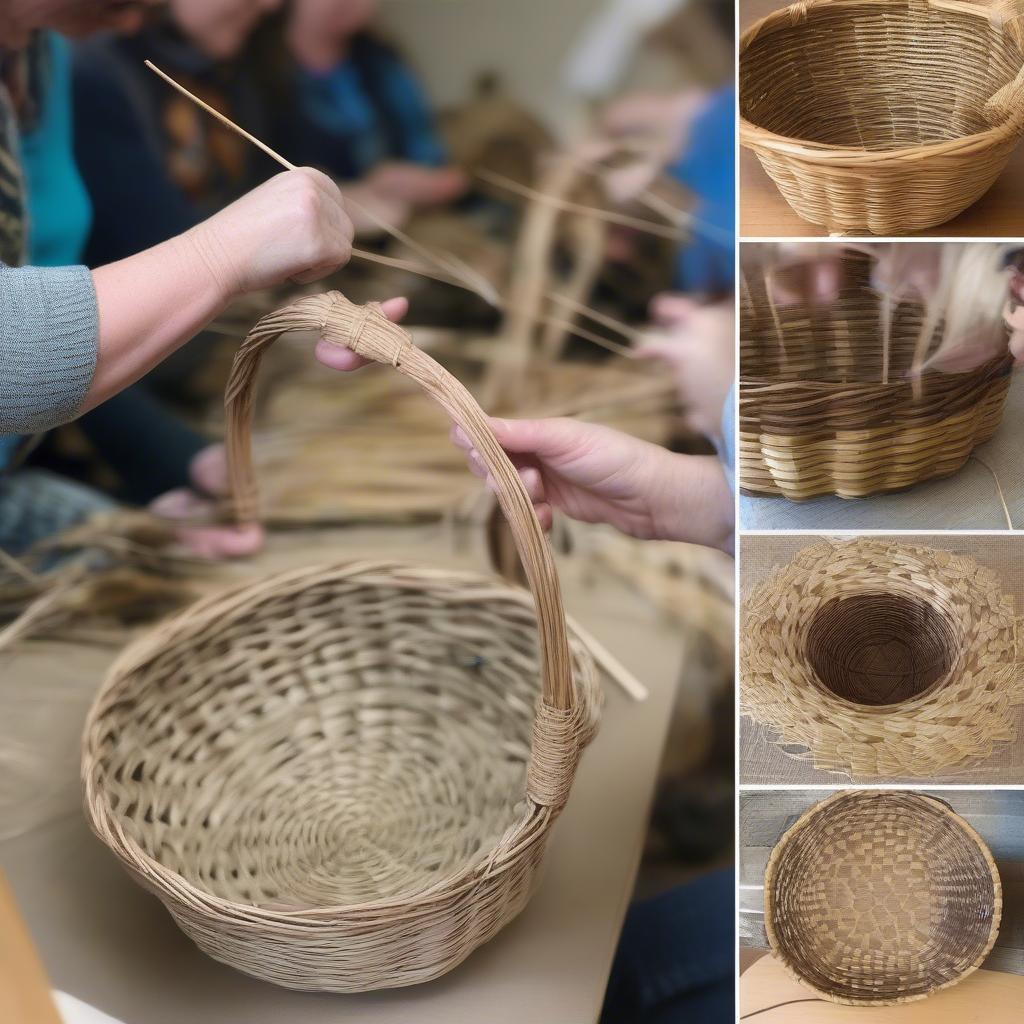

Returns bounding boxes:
[0,524,684,1024]
[739,790,1024,975]
[0,870,62,1024]
[739,0,1024,238]
[741,954,1024,1022]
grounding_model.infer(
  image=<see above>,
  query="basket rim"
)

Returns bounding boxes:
[80,557,599,926]
[763,790,1003,1006]
[739,0,1024,162]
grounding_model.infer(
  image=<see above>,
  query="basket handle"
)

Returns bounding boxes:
[223,292,578,715]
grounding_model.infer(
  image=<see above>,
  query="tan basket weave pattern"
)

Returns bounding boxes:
[82,294,602,991]
[765,791,1002,1005]
[740,0,1024,234]
[740,252,1013,500]
[741,538,1023,777]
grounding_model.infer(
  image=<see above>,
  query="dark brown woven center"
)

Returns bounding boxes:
[805,594,957,706]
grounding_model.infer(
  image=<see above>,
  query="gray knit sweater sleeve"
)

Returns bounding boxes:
[0,263,98,433]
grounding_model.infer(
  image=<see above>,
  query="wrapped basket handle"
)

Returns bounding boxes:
[224,292,578,716]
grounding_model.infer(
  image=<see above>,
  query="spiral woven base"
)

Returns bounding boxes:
[765,791,1001,1005]
[741,539,1022,778]
[740,0,1024,234]
[740,250,1013,500]
[83,561,601,991]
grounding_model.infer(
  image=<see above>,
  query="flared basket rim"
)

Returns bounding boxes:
[739,0,1024,162]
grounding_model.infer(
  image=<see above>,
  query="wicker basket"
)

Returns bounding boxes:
[740,0,1024,234]
[740,250,1013,500]
[741,538,1023,778]
[81,294,602,992]
[765,791,1002,1005]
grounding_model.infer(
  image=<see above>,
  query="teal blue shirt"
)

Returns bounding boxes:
[20,32,91,266]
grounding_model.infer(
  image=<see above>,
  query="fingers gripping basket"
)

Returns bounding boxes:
[740,0,1024,234]
[740,251,1013,500]
[765,791,1001,1005]
[81,294,601,992]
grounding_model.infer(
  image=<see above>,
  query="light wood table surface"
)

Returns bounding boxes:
[739,0,1024,238]
[741,954,1024,1021]
[0,523,685,1024]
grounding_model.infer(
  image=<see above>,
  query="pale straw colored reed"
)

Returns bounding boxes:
[81,294,602,991]
[740,0,1024,234]
[765,791,1001,1005]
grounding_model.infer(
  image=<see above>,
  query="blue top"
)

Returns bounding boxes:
[20,32,91,266]
[281,35,446,180]
[668,86,735,295]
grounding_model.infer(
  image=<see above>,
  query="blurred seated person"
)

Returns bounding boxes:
[72,0,282,271]
[260,0,466,234]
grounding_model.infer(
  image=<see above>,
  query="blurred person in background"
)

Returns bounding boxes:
[0,0,369,558]
[251,0,466,236]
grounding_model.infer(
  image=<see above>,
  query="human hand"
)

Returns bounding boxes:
[344,163,467,236]
[590,89,708,203]
[451,417,733,551]
[636,294,734,440]
[184,168,354,298]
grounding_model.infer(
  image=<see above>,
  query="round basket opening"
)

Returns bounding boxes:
[804,593,959,706]
[768,792,998,1004]
[741,3,1024,151]
[86,569,578,912]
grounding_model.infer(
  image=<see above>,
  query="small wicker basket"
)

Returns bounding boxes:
[740,0,1024,235]
[765,791,1002,1006]
[740,250,1013,500]
[81,294,602,992]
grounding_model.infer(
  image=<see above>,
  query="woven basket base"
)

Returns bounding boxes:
[765,791,1001,1006]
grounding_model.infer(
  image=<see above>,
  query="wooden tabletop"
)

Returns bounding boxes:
[741,954,1024,1021]
[739,0,1024,238]
[0,524,684,1024]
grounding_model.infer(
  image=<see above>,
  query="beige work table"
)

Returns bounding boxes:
[0,523,684,1024]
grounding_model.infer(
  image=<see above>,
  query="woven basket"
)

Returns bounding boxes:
[740,250,1013,500]
[740,0,1024,234]
[742,538,1023,778]
[81,294,602,992]
[765,791,1002,1005]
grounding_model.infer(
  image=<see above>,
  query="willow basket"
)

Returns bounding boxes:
[741,538,1023,778]
[81,294,602,992]
[740,0,1024,234]
[740,251,1013,500]
[765,791,1002,1005]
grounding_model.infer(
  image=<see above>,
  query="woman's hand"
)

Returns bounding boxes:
[313,296,409,371]
[636,294,734,440]
[451,417,734,552]
[185,168,354,295]
[87,168,356,411]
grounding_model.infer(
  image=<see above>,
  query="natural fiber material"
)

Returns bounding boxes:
[740,250,1013,500]
[765,791,1001,1005]
[740,0,1024,234]
[82,294,602,992]
[741,538,1023,777]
